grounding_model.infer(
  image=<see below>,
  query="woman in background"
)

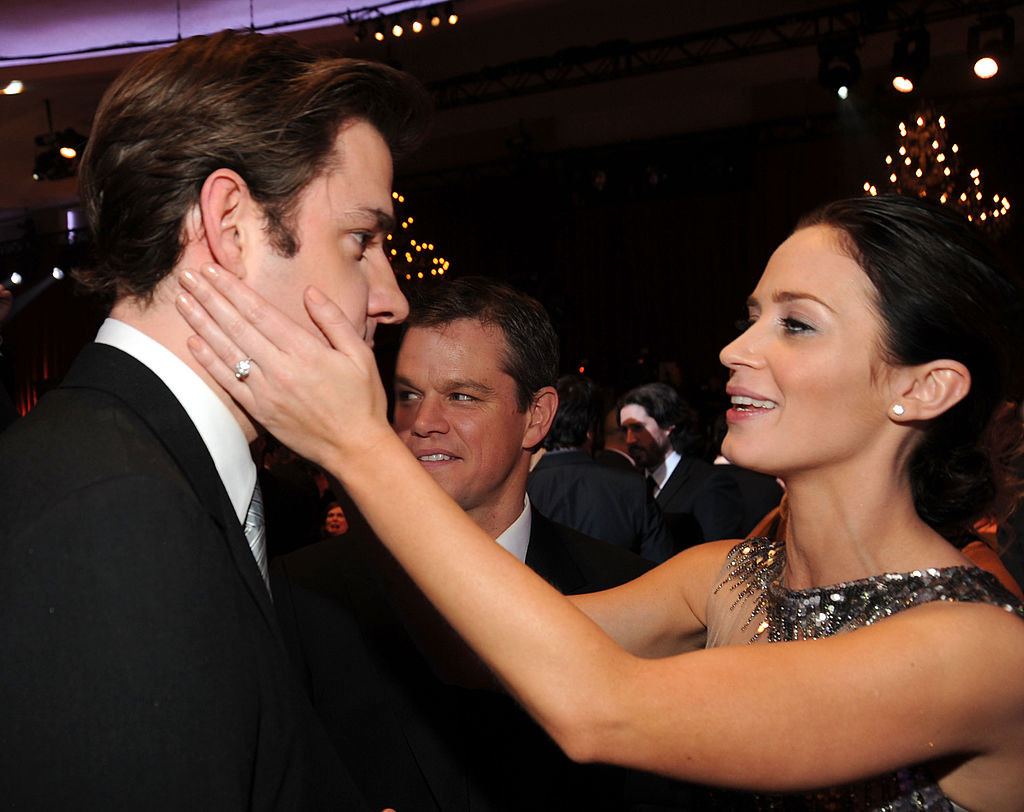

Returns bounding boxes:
[178,195,1024,810]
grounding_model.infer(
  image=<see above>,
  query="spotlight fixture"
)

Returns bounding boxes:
[891,27,930,93]
[32,101,87,182]
[969,14,1014,79]
[818,37,861,99]
[2,80,23,95]
[358,3,457,43]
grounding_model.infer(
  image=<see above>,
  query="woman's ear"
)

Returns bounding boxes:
[197,169,255,275]
[890,360,971,422]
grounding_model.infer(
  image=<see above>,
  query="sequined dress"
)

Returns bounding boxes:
[704,537,1024,811]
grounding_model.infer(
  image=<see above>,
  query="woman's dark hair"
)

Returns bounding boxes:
[77,30,431,303]
[799,194,1024,546]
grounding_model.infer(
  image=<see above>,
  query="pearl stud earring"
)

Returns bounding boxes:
[891,403,906,416]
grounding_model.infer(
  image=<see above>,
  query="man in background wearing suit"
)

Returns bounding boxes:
[274,277,653,812]
[528,373,674,562]
[0,31,429,808]
[619,382,744,550]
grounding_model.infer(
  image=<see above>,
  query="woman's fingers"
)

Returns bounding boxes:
[178,265,289,358]
[181,329,260,414]
[303,286,369,356]
[174,263,392,467]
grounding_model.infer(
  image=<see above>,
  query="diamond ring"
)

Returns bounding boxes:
[234,357,253,381]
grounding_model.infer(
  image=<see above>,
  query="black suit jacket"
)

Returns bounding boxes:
[528,449,674,562]
[273,508,654,812]
[656,455,744,549]
[716,464,784,537]
[0,343,365,810]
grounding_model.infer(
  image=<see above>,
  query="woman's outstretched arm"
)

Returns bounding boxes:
[175,266,1024,802]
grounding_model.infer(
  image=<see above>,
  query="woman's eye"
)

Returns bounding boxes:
[734,317,755,333]
[780,317,813,334]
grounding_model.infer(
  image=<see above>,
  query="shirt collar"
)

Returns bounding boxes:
[650,449,682,493]
[495,495,532,563]
[95,318,256,524]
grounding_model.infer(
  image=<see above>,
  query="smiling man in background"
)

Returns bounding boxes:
[273,276,653,811]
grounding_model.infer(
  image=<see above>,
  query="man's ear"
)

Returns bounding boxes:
[523,386,558,450]
[890,360,971,422]
[197,169,256,274]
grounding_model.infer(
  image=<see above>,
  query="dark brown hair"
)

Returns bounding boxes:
[799,194,1024,545]
[404,277,559,412]
[77,30,431,302]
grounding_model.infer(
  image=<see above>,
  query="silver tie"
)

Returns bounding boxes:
[243,481,270,593]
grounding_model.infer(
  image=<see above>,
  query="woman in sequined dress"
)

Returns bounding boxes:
[177,194,1024,810]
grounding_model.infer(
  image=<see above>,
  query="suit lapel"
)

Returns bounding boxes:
[656,455,695,507]
[61,343,276,624]
[525,509,586,594]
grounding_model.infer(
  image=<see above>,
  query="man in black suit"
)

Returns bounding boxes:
[274,278,653,812]
[619,382,744,550]
[528,374,674,562]
[0,31,429,808]
[594,403,639,472]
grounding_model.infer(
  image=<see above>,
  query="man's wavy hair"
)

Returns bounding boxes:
[77,30,431,304]
[618,382,703,457]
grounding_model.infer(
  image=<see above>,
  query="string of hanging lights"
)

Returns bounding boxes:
[863,110,1010,232]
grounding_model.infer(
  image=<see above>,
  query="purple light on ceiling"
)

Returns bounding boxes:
[0,0,436,66]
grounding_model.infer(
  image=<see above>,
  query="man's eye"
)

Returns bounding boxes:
[451,393,475,402]
[395,389,420,402]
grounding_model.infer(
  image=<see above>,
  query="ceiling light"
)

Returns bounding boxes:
[33,101,87,182]
[969,15,1014,79]
[818,37,861,99]
[891,27,930,93]
[3,80,24,95]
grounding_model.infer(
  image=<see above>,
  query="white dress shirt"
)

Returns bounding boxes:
[95,318,256,525]
[648,449,682,498]
[495,496,532,563]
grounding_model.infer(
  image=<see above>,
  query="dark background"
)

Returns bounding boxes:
[1,0,1022,412]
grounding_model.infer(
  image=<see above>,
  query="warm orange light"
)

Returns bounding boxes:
[974,56,999,79]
